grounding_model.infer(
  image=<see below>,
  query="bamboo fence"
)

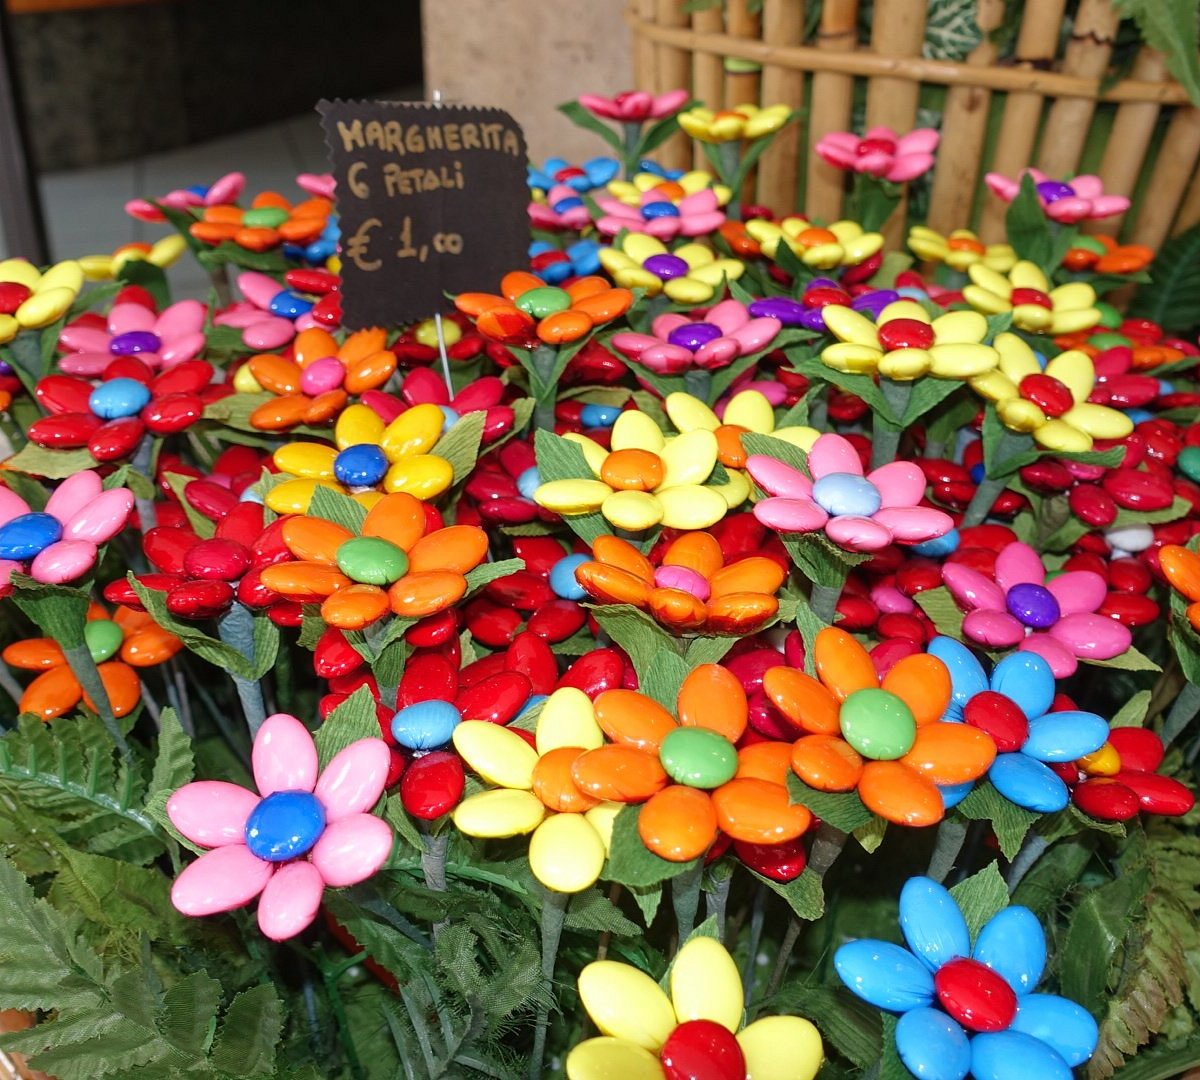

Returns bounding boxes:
[627,0,1200,249]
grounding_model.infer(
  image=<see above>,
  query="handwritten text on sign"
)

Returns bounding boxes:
[317,100,530,327]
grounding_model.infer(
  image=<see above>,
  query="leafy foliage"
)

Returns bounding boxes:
[1128,223,1200,334]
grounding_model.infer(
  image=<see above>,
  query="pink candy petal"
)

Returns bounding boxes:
[693,337,740,369]
[651,89,690,117]
[640,343,696,373]
[1089,195,1131,219]
[167,780,260,847]
[257,861,325,941]
[253,713,318,797]
[238,271,284,310]
[753,497,828,534]
[896,129,940,154]
[868,461,926,508]
[886,155,934,182]
[676,189,719,217]
[311,813,393,887]
[314,738,392,822]
[107,302,157,336]
[1019,634,1078,679]
[871,583,915,615]
[746,456,812,499]
[871,506,954,543]
[171,845,273,916]
[58,325,111,353]
[207,171,247,204]
[994,543,1045,591]
[155,299,207,341]
[1046,571,1107,616]
[58,354,113,377]
[243,318,295,351]
[63,488,134,543]
[943,563,1007,613]
[295,173,334,200]
[0,487,31,528]
[45,471,103,525]
[963,609,1027,648]
[825,514,893,552]
[160,332,207,367]
[808,433,863,480]
[727,316,781,354]
[678,210,728,237]
[1049,612,1132,661]
[29,540,97,584]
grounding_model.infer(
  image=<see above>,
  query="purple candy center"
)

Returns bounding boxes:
[643,253,690,280]
[110,330,161,356]
[749,297,807,324]
[667,322,723,351]
[1006,582,1061,628]
[1035,181,1075,204]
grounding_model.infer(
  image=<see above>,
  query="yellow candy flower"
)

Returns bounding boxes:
[745,217,883,269]
[77,235,187,281]
[678,103,793,143]
[597,234,743,305]
[604,169,732,209]
[821,300,999,381]
[962,260,1101,335]
[907,226,1017,273]
[568,936,823,1080]
[264,402,458,513]
[968,333,1134,452]
[451,687,620,894]
[0,258,84,343]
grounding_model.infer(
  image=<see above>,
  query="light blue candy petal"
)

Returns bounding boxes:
[939,781,974,810]
[1010,994,1099,1067]
[899,877,971,972]
[549,554,590,601]
[989,652,1054,720]
[895,1007,971,1080]
[1022,711,1110,762]
[970,1031,1073,1080]
[973,907,1046,994]
[989,754,1069,812]
[516,466,543,501]
[910,530,960,558]
[928,637,988,722]
[834,940,935,1011]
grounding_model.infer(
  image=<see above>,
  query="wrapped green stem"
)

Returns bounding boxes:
[63,642,128,754]
[529,887,569,1080]
[216,603,267,737]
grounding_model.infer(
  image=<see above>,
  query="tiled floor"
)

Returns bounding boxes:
[5,87,421,297]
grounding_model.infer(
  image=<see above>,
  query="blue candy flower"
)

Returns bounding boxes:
[527,156,620,196]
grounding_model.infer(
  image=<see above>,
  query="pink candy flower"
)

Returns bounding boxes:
[592,187,726,240]
[815,127,939,182]
[167,712,394,940]
[577,89,690,122]
[212,271,320,351]
[942,541,1133,677]
[611,299,781,373]
[57,299,207,376]
[984,170,1131,223]
[747,433,953,552]
[125,171,246,223]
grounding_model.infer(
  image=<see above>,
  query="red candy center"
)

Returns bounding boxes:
[0,281,32,315]
[1010,287,1053,309]
[857,137,896,156]
[934,957,1018,1033]
[1019,373,1075,417]
[660,1020,747,1080]
[878,318,935,352]
[963,691,1029,753]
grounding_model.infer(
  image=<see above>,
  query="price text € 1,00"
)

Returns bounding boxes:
[344,215,465,272]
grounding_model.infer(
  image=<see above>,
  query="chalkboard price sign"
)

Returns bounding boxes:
[317,99,531,328]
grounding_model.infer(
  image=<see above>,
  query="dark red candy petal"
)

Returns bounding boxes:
[1068,483,1118,528]
[963,691,1030,753]
[510,537,568,579]
[0,281,31,314]
[1019,373,1074,417]
[164,578,235,619]
[506,631,558,695]
[465,597,523,648]
[215,501,266,548]
[1107,558,1152,593]
[526,599,587,642]
[88,416,145,462]
[405,608,460,648]
[27,412,103,448]
[142,392,204,435]
[556,647,625,698]
[934,957,1018,1033]
[877,317,934,351]
[1113,770,1195,815]
[252,516,292,567]
[103,355,154,385]
[237,567,277,608]
[182,537,251,581]
[1107,727,1165,772]
[143,525,200,574]
[315,627,366,679]
[35,375,95,415]
[1073,778,1141,821]
[485,569,555,610]
[185,479,240,520]
[733,836,807,881]
[455,671,532,725]
[1097,592,1158,627]
[1102,468,1175,512]
[401,751,465,820]
[397,651,460,708]
[458,652,509,689]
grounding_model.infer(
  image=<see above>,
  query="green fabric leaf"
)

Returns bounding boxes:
[948,862,1009,942]
[1129,223,1200,333]
[432,410,486,485]
[638,649,689,711]
[147,707,194,802]
[780,532,869,588]
[1005,174,1054,272]
[315,685,381,770]
[603,805,700,888]
[787,775,875,833]
[556,100,625,152]
[752,867,825,921]
[564,886,641,937]
[914,586,966,640]
[683,635,738,668]
[307,484,368,533]
[533,428,610,545]
[383,795,426,853]
[9,574,91,648]
[955,782,1038,860]
[740,431,810,475]
[774,986,881,1068]
[464,557,525,596]
[790,354,898,423]
[1082,646,1160,673]
[899,376,966,427]
[590,603,683,678]
[209,984,284,1077]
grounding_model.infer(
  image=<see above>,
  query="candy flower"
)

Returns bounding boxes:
[815,127,939,181]
[456,271,633,346]
[259,492,490,632]
[592,173,728,240]
[907,226,1017,274]
[1061,235,1155,275]
[744,216,883,269]
[597,234,744,305]
[0,471,134,589]
[55,296,207,377]
[167,712,393,940]
[2,604,183,720]
[530,237,604,283]
[927,638,1109,811]
[77,235,188,282]
[213,270,332,353]
[527,155,620,197]
[1069,727,1195,821]
[748,433,954,553]
[0,258,85,344]
[187,188,334,254]
[820,302,999,381]
[610,298,780,374]
[985,169,1131,223]
[968,334,1134,452]
[778,628,994,826]
[942,540,1133,677]
[577,89,689,122]
[568,936,823,1080]
[835,876,1098,1080]
[1160,544,1200,633]
[677,103,793,143]
[962,260,1101,335]
[125,170,245,221]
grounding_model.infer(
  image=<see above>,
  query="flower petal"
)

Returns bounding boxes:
[943,564,1006,613]
[988,651,1054,720]
[44,471,102,525]
[928,636,988,722]
[899,877,970,972]
[753,497,829,534]
[808,433,863,479]
[253,713,318,797]
[994,543,1045,590]
[1023,711,1109,761]
[1048,612,1131,660]
[578,960,676,1050]
[825,514,893,551]
[834,939,936,1011]
[1018,634,1078,678]
[1010,994,1099,1067]
[256,860,325,941]
[564,1038,665,1080]
[969,1031,1073,1080]
[963,609,1026,648]
[1046,571,1107,616]
[973,906,1046,994]
[737,1016,824,1080]
[167,781,260,847]
[0,487,30,528]
[314,737,392,822]
[871,506,954,544]
[310,812,393,887]
[745,456,813,499]
[895,1007,970,1080]
[868,461,926,508]
[989,753,1069,812]
[171,845,273,916]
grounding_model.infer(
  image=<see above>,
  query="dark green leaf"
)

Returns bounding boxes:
[129,576,257,679]
[914,586,966,640]
[1005,174,1054,272]
[955,781,1039,860]
[752,867,825,920]
[532,428,610,545]
[556,100,625,153]
[9,574,91,648]
[590,603,682,678]
[1113,0,1200,106]
[948,862,1009,941]
[787,775,875,832]
[790,355,897,423]
[564,887,641,936]
[315,685,381,770]
[209,984,284,1077]
[740,432,810,476]
[1060,868,1150,1013]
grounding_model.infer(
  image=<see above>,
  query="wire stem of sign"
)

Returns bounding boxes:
[433,314,454,399]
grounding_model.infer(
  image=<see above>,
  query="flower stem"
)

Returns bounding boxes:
[671,861,704,944]
[1162,681,1200,747]
[741,883,768,1008]
[0,661,24,710]
[1005,833,1049,893]
[718,141,743,219]
[872,378,913,471]
[418,823,448,938]
[216,602,267,737]
[964,427,1032,527]
[926,817,968,884]
[529,887,569,1080]
[684,367,713,404]
[808,821,848,876]
[809,582,843,626]
[63,642,128,755]
[622,121,643,179]
[131,435,158,532]
[766,916,803,998]
[706,873,731,945]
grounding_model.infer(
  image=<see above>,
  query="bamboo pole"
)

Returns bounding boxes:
[1176,160,1200,234]
[724,0,762,207]
[926,0,1006,235]
[1036,0,1120,178]
[756,0,805,213]
[976,0,1067,240]
[632,0,656,96]
[805,0,859,223]
[1086,48,1170,238]
[654,0,692,172]
[1130,106,1200,249]
[691,5,726,171]
[865,0,928,245]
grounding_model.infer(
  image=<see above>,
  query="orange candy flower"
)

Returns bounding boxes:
[455,271,633,345]
[575,532,785,635]
[190,190,333,252]
[1160,545,1200,634]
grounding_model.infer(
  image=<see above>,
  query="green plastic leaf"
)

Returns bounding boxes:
[948,862,1009,941]
[432,410,486,485]
[3,443,98,480]
[753,867,825,920]
[787,775,875,833]
[315,685,381,770]
[1005,173,1054,272]
[774,986,881,1068]
[307,484,368,533]
[914,586,966,640]
[955,782,1038,860]
[1113,0,1200,106]
[603,805,700,888]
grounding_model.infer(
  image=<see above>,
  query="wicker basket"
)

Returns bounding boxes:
[627,0,1200,248]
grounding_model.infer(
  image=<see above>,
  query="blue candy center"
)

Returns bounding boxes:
[812,473,883,518]
[334,444,389,488]
[244,790,326,862]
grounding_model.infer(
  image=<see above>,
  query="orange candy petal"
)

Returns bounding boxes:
[85,661,140,718]
[708,557,786,600]
[20,666,82,720]
[344,350,397,394]
[454,291,508,318]
[790,735,864,793]
[478,304,536,341]
[501,271,546,301]
[407,526,488,574]
[570,746,668,802]
[293,327,339,368]
[715,425,750,469]
[563,276,609,303]
[881,654,951,727]
[570,287,634,324]
[678,664,747,743]
[735,740,792,786]
[663,532,724,578]
[1161,545,1200,602]
[814,627,879,701]
[387,570,468,617]
[711,778,812,844]
[321,584,390,630]
[857,761,944,827]
[282,517,354,564]
[259,561,351,600]
[2,637,66,670]
[537,309,593,344]
[304,389,349,425]
[250,393,311,431]
[705,593,778,634]
[120,626,183,667]
[362,492,426,551]
[593,689,677,752]
[761,667,841,735]
[339,327,390,363]
[639,786,718,861]
[575,562,652,608]
[900,723,996,786]
[532,747,600,813]
[648,587,708,631]
[592,535,653,582]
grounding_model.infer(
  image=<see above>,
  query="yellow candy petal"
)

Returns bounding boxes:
[1049,307,1102,335]
[335,403,386,450]
[381,402,446,462]
[565,1037,664,1080]
[149,234,187,268]
[535,479,612,514]
[264,478,340,514]
[563,432,608,476]
[0,314,18,344]
[603,489,664,531]
[656,484,727,529]
[1049,280,1097,312]
[38,260,84,294]
[665,392,720,433]
[624,233,669,262]
[1009,259,1049,291]
[800,242,844,269]
[878,348,931,381]
[16,287,74,328]
[452,789,545,837]
[537,687,604,755]
[712,469,751,508]
[967,263,1012,298]
[723,390,775,433]
[612,410,666,453]
[772,426,820,451]
[1012,304,1054,333]
[1033,418,1092,453]
[577,961,676,1050]
[233,365,264,393]
[822,305,880,348]
[452,720,538,789]
[879,300,931,325]
[931,309,987,345]
[994,332,1041,383]
[1079,742,1121,776]
[664,277,716,305]
[961,284,1010,315]
[659,429,718,488]
[737,1016,824,1080]
[383,454,454,500]
[670,937,743,1031]
[616,267,664,294]
[77,255,115,280]
[1044,349,1095,404]
[997,397,1047,433]
[928,343,999,379]
[674,242,714,270]
[0,258,40,289]
[822,342,882,374]
[274,442,337,480]
[529,814,606,893]
[584,802,622,853]
[1061,402,1134,440]
[968,371,1018,403]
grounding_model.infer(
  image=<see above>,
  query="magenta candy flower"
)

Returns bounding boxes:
[942,541,1133,677]
[529,183,593,231]
[577,89,690,122]
[815,127,939,182]
[593,186,726,240]
[0,470,134,590]
[212,271,317,351]
[167,713,394,940]
[984,170,1131,224]
[125,171,246,223]
[747,433,954,552]
[611,299,781,374]
[57,299,207,376]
